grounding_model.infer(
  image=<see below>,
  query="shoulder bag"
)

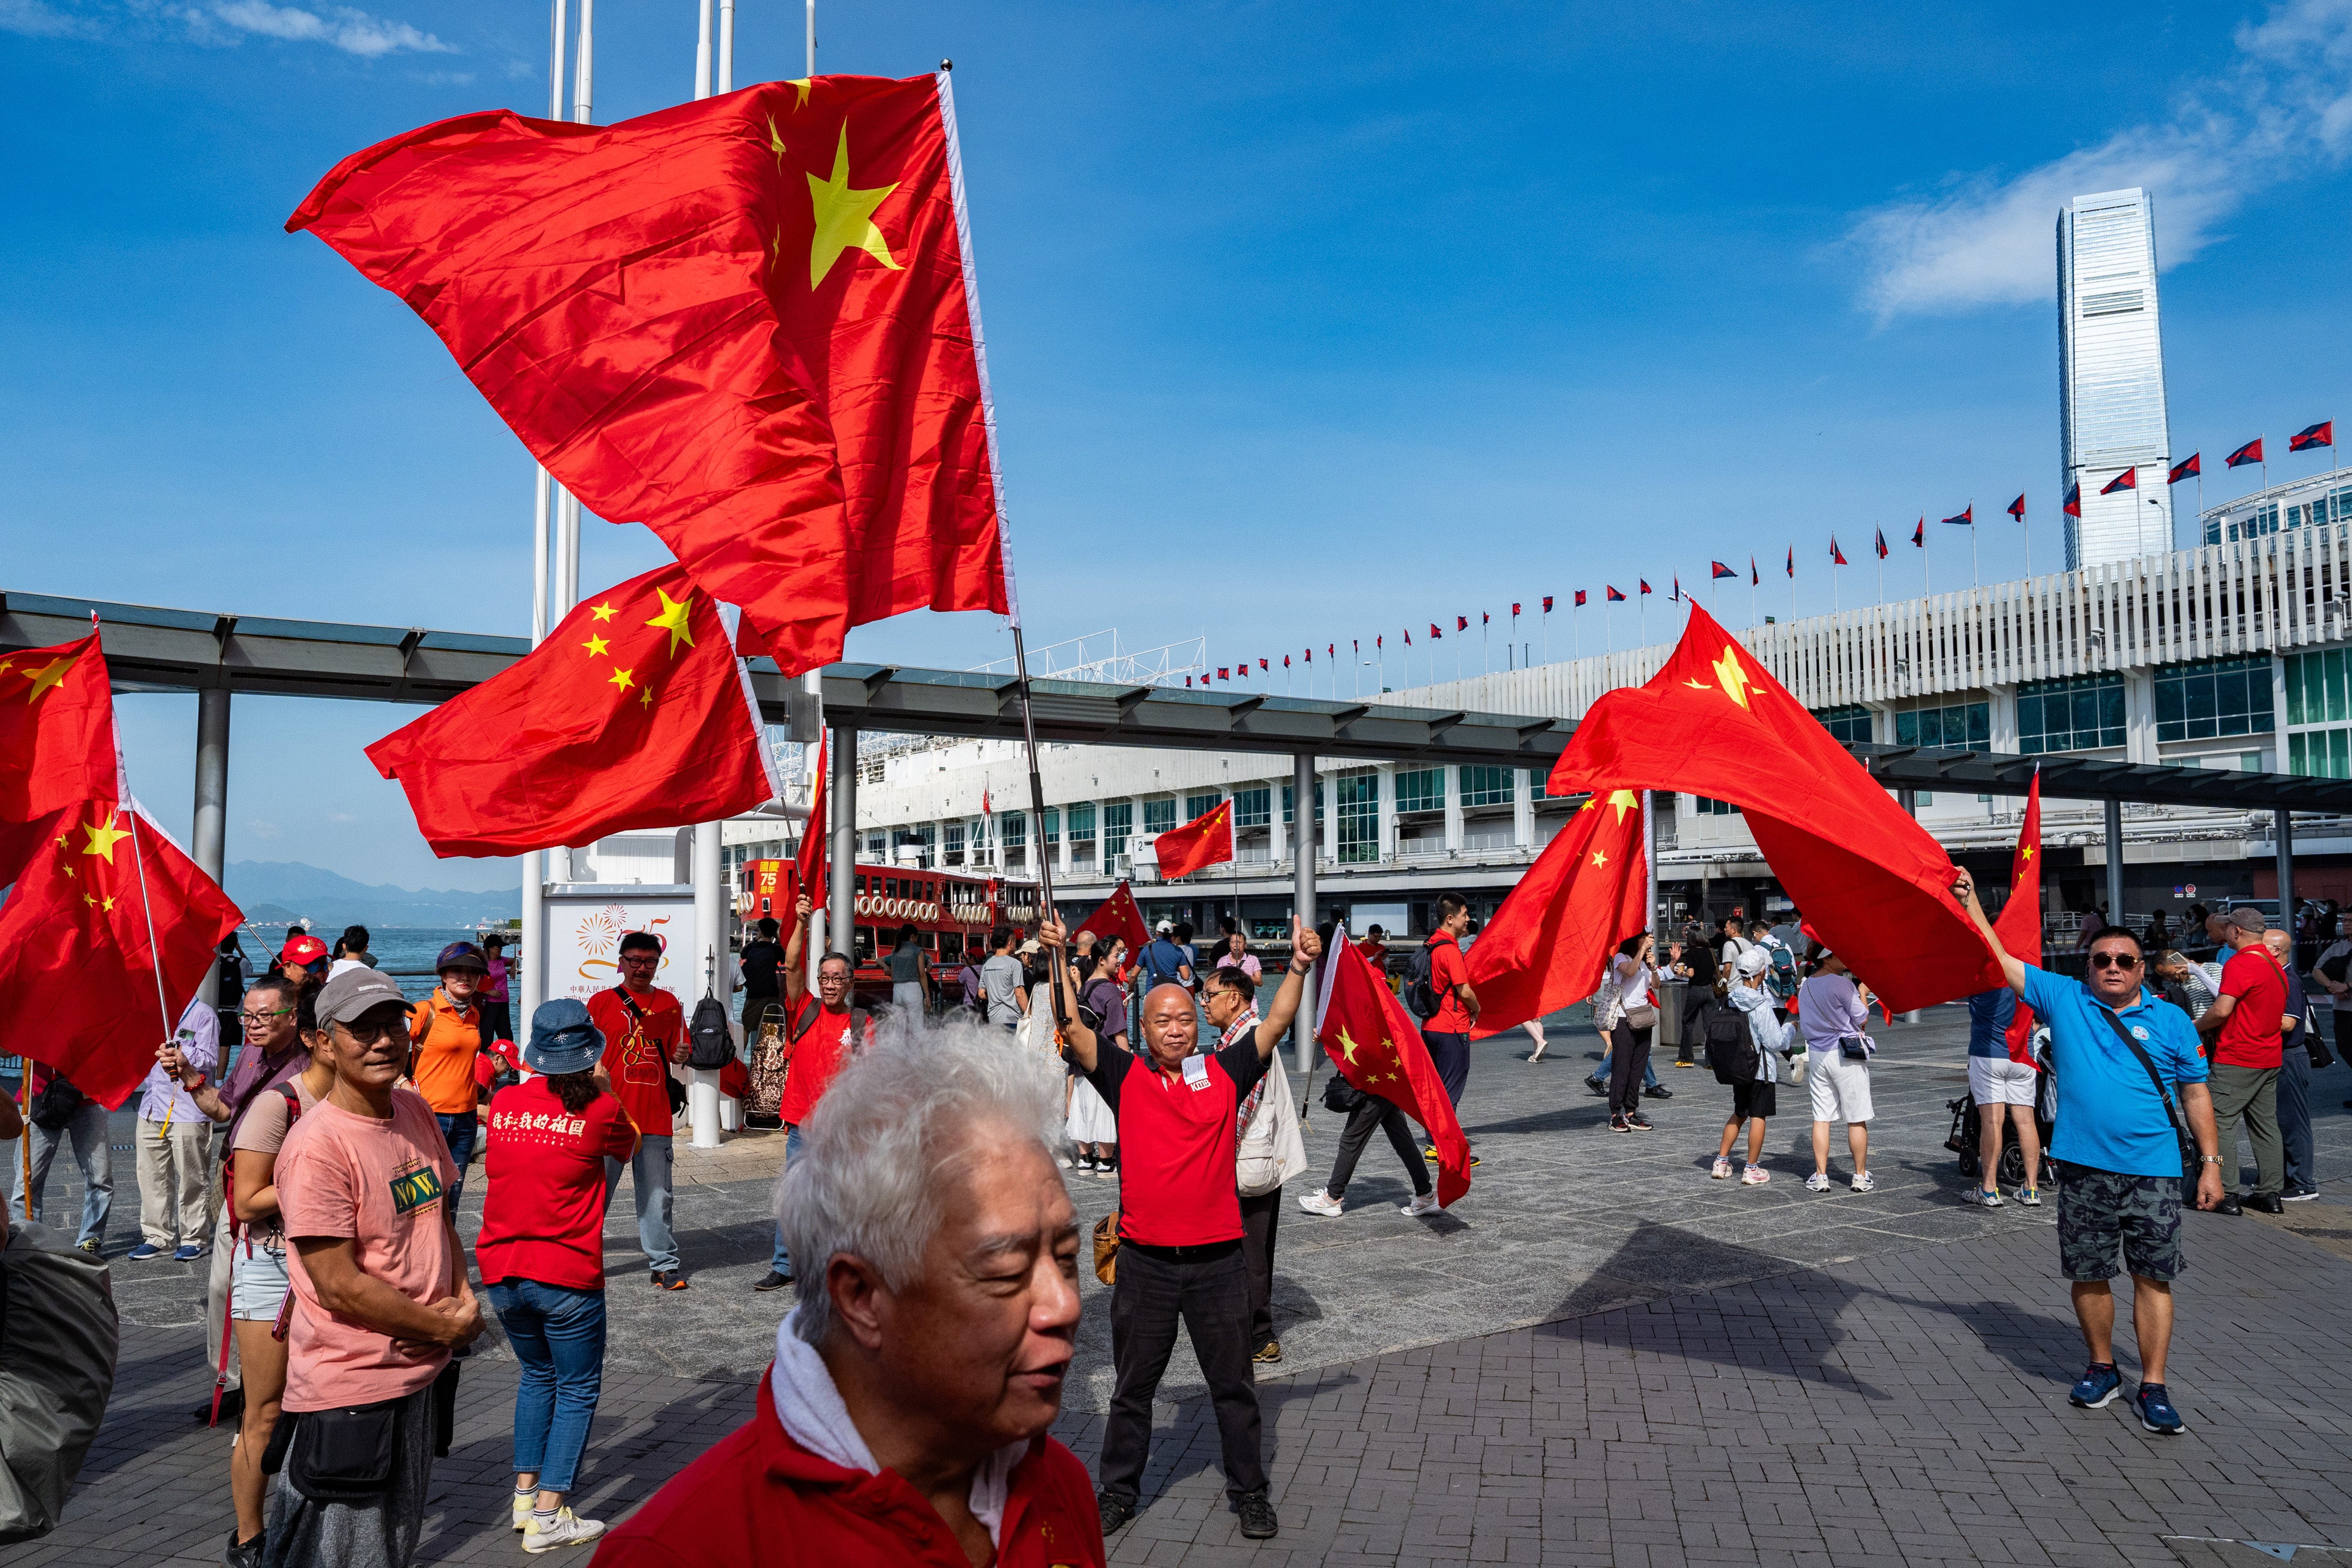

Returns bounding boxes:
[2092,1006,2201,1182]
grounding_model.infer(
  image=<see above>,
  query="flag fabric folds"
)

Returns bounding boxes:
[366,563,780,855]
[1942,505,1973,526]
[1152,797,1234,880]
[0,801,243,1108]
[1549,603,1999,1012]
[1606,586,1626,602]
[287,73,1011,674]
[1544,596,1556,612]
[1711,561,1736,579]
[1874,529,1887,559]
[2293,421,2334,452]
[1316,938,1472,1207]
[1457,616,1469,632]
[1785,547,1794,577]
[2063,483,2082,517]
[2167,454,2200,484]
[0,633,120,882]
[2229,439,2264,468]
[1749,558,1759,585]
[1465,786,1647,1041]
[1996,770,2043,1062]
[1910,519,1924,547]
[1640,580,1653,597]
[2007,494,2027,520]
[1830,538,1848,566]
[795,733,828,918]
[1074,880,1151,955]
[2101,468,2137,494]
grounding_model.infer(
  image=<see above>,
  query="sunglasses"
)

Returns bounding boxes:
[2088,952,2144,971]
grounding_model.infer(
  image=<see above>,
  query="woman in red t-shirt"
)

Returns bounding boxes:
[477,999,640,1553]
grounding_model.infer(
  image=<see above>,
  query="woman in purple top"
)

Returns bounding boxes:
[1797,945,1876,1193]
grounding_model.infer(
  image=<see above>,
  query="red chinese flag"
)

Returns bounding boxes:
[366,563,779,856]
[0,634,120,881]
[1317,940,1471,1207]
[286,73,1010,674]
[796,733,828,914]
[1152,798,1234,880]
[1995,770,2043,1062]
[1074,880,1151,954]
[1466,787,1646,1040]
[1550,603,1998,1012]
[0,802,242,1108]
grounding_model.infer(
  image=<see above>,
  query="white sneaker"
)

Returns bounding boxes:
[1710,1156,1734,1180]
[1804,1172,1832,1192]
[523,1508,606,1553]
[1850,1171,1876,1194]
[513,1492,533,1531]
[1965,1186,2002,1207]
[1740,1165,1770,1185]
[1401,1192,1439,1216]
[1298,1190,1344,1218]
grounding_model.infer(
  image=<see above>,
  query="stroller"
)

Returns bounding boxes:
[1945,1027,2057,1186]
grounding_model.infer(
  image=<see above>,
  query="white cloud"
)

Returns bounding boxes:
[246,817,284,840]
[1847,0,2352,320]
[0,0,98,36]
[208,0,452,56]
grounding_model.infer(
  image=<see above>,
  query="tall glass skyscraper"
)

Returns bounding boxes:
[2057,188,2173,568]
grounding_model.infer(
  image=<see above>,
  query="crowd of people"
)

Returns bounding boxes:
[6,878,2344,1563]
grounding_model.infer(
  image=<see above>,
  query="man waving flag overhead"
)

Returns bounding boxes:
[1466,786,1646,1041]
[1551,603,1999,1012]
[288,72,1011,673]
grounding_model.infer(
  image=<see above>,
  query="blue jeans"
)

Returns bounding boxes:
[770,1125,803,1275]
[1593,1041,1662,1089]
[436,1112,479,1205]
[603,1135,677,1274]
[485,1279,607,1494]
[2281,1043,2315,1192]
[13,1100,113,1249]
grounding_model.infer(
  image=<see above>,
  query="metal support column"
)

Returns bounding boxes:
[1292,753,1318,1071]
[2278,810,2296,936]
[827,727,858,971]
[2104,796,2125,927]
[687,820,726,1149]
[193,685,230,1009]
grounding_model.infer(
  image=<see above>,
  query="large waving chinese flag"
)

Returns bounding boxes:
[1552,603,1999,1012]
[1317,940,1472,1207]
[287,72,1010,673]
[366,564,780,856]
[795,733,828,913]
[1997,770,2043,1061]
[0,633,119,882]
[1152,797,1234,880]
[0,802,242,1108]
[1075,881,1151,955]
[1466,787,1648,1039]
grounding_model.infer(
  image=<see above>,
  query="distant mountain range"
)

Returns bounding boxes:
[226,861,522,930]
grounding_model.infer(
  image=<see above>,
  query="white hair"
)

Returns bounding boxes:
[776,1017,1068,1347]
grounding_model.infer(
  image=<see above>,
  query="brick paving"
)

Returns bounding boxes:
[19,1001,2352,1564]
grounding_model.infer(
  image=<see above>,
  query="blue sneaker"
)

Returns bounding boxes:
[2069,1362,2122,1409]
[2136,1383,2185,1434]
[172,1243,205,1263]
[126,1242,163,1261]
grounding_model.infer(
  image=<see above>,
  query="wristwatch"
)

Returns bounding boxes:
[2200,1154,2223,1164]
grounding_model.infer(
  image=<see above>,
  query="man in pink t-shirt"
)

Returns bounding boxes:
[266,966,482,1568]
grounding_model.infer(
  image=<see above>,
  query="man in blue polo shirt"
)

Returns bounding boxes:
[1953,872,2221,1436]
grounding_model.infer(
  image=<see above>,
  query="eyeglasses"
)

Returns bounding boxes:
[240,1008,293,1028]
[2088,952,2144,971]
[617,954,660,968]
[336,1018,403,1045]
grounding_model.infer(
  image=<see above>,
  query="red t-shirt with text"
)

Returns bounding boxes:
[476,1078,639,1291]
[587,985,686,1137]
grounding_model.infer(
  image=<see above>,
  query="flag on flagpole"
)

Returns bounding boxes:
[2063,483,2082,517]
[2227,439,2264,468]
[1785,547,1794,578]
[1639,580,1653,597]
[1670,577,1682,601]
[1829,537,1848,566]
[1910,518,1924,547]
[1605,586,1626,603]
[2167,454,2200,483]
[1711,561,1736,579]
[1456,616,1469,632]
[1428,624,1442,640]
[1571,591,1583,607]
[1995,769,2044,1061]
[1074,880,1152,954]
[1749,557,1759,585]
[1874,529,1888,559]
[2292,421,2334,452]
[2100,467,2137,494]
[1152,797,1235,880]
[1942,504,1973,526]
[1544,596,1555,613]
[2007,494,2027,520]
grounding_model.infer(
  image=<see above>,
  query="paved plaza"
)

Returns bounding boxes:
[18,1001,2352,1566]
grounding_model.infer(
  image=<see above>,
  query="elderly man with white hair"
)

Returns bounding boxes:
[595,1033,1104,1568]
[1044,914,1324,1543]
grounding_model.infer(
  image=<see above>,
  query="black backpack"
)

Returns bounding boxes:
[1403,945,1441,1021]
[1702,1000,1758,1085]
[28,1074,87,1131]
[687,995,735,1070]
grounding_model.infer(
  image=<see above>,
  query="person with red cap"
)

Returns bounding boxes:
[277,932,330,989]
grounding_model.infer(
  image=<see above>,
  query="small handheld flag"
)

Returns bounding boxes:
[2168,454,2200,484]
[2227,439,2264,468]
[2292,421,2334,453]
[2100,467,2137,494]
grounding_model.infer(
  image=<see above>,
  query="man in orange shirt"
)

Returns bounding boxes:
[589,932,692,1289]
[407,941,489,1204]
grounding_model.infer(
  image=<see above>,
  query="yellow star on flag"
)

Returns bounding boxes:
[22,654,76,703]
[787,78,812,108]
[1592,849,1609,867]
[804,125,901,289]
[1712,646,1754,708]
[1334,1025,1361,1066]
[639,684,655,710]
[646,588,696,656]
[608,667,635,694]
[1606,789,1641,822]
[2020,845,2036,861]
[581,633,610,658]
[81,810,131,862]
[85,892,98,907]
[588,601,616,623]
[100,894,116,912]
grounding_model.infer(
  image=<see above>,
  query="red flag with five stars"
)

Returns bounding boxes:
[365,563,780,856]
[1074,880,1151,955]
[1466,785,1647,1041]
[0,633,121,882]
[1549,603,1999,1012]
[286,72,1011,674]
[1316,938,1471,1207]
[0,801,242,1108]
[1150,797,1234,880]
[1995,768,2043,1062]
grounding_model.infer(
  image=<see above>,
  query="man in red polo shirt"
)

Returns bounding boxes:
[2196,905,2290,1215]
[1045,915,1323,1543]
[588,932,692,1289]
[751,896,860,1294]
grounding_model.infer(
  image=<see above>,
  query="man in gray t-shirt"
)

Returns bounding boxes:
[980,930,1027,1030]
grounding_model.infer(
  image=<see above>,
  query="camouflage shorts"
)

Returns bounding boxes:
[2057,1165,2183,1283]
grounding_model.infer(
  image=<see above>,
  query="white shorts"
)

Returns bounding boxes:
[1967,1056,2039,1106]
[229,1239,292,1322]
[1806,1047,1873,1124]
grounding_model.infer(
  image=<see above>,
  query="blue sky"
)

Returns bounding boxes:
[5,0,2350,890]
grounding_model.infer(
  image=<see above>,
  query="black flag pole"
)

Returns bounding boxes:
[1008,623,1068,1029]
